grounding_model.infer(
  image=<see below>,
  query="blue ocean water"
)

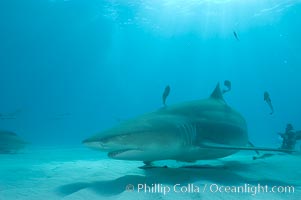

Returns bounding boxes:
[1,1,301,200]
[1,0,300,147]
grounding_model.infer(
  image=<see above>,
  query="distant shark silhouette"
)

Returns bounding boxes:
[83,84,291,164]
[0,130,26,154]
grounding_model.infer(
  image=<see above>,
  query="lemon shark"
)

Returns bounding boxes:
[83,84,290,163]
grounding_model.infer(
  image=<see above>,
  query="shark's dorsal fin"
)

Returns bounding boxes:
[210,83,224,101]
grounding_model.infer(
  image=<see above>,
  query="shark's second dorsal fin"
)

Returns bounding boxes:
[210,83,224,101]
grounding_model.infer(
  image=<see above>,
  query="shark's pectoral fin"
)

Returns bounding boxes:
[139,165,168,169]
[200,142,294,153]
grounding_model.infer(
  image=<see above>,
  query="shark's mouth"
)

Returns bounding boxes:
[108,149,133,157]
[108,149,142,159]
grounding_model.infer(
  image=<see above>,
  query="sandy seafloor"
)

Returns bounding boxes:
[0,146,300,200]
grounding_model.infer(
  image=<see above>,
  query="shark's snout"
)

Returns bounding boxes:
[82,134,135,151]
[82,138,110,150]
[83,135,148,160]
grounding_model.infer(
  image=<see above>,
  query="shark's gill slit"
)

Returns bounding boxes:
[179,122,196,146]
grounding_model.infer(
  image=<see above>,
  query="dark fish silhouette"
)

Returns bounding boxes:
[222,80,232,94]
[233,31,239,41]
[162,85,170,106]
[253,153,275,160]
[264,91,274,115]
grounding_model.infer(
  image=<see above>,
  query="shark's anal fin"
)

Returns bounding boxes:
[200,142,295,154]
[210,83,225,102]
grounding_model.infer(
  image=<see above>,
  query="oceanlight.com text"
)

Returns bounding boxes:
[125,183,295,196]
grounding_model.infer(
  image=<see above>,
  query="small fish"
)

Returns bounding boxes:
[264,91,274,115]
[162,85,171,106]
[222,80,232,94]
[233,31,239,41]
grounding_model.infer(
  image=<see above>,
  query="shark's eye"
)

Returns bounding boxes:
[99,141,106,148]
[101,137,109,143]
